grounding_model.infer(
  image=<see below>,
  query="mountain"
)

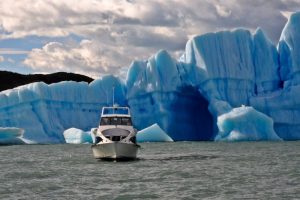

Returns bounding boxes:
[0,71,94,92]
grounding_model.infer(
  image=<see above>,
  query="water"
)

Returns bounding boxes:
[0,142,299,200]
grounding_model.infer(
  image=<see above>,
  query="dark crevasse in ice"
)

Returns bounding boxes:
[128,87,214,141]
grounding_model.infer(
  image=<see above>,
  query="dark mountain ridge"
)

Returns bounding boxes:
[0,71,94,92]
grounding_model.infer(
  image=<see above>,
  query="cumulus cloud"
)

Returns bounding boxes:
[24,40,120,78]
[2,0,298,41]
[0,56,4,62]
[1,0,300,77]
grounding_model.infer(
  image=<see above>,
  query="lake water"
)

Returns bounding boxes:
[0,142,299,199]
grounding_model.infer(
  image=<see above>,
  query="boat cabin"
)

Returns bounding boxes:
[95,106,136,143]
[100,106,132,126]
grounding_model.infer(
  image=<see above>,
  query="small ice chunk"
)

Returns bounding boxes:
[63,128,93,144]
[215,106,282,141]
[137,123,173,142]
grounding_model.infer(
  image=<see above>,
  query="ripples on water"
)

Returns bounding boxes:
[0,142,299,199]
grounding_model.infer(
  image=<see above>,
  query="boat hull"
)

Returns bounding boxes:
[91,142,139,160]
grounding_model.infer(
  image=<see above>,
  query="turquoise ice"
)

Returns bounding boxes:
[0,127,26,145]
[63,128,93,144]
[137,123,173,142]
[0,76,126,143]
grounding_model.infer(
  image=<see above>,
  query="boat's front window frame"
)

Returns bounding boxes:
[111,117,120,125]
[100,117,132,126]
[102,107,130,115]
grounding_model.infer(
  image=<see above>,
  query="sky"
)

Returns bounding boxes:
[0,0,300,79]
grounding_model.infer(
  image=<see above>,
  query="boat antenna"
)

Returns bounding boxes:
[112,85,115,107]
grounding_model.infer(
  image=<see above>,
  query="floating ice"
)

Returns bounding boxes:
[215,106,281,141]
[63,128,92,144]
[137,123,173,142]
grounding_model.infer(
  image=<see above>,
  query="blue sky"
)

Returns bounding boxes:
[0,0,299,79]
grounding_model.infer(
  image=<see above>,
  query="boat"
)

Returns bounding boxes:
[91,106,140,161]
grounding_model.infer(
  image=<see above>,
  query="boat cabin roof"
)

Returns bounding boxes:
[101,106,130,117]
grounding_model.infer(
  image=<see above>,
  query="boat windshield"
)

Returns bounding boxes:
[102,107,129,115]
[100,117,132,126]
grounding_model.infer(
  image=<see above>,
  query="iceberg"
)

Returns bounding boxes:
[63,128,93,144]
[127,12,300,141]
[250,12,300,140]
[1,12,300,143]
[137,123,173,142]
[215,106,281,141]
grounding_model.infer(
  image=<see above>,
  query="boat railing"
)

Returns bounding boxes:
[101,106,130,116]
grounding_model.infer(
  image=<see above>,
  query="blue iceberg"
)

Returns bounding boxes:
[137,123,173,142]
[63,128,93,144]
[215,106,281,141]
[249,12,300,140]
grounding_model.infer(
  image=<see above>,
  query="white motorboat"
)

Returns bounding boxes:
[91,106,140,160]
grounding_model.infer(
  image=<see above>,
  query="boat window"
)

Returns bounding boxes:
[115,107,129,115]
[111,117,120,125]
[103,107,129,115]
[100,117,131,126]
[121,117,132,126]
[100,117,110,125]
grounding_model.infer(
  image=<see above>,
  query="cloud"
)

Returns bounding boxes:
[2,0,298,41]
[23,36,185,79]
[215,4,232,17]
[2,0,300,77]
[0,56,4,62]
[0,48,29,55]
[24,40,112,78]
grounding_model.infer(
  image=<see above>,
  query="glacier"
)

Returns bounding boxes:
[1,12,300,143]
